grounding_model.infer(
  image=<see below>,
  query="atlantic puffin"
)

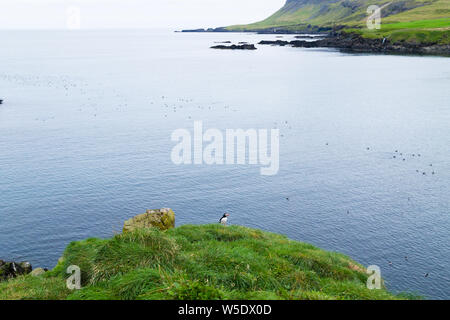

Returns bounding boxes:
[219,213,230,226]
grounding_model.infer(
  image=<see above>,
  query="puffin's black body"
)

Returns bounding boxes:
[219,213,229,225]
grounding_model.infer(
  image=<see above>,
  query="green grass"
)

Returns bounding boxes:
[0,225,411,300]
[377,18,450,30]
[358,28,450,44]
[227,0,450,44]
[349,18,450,44]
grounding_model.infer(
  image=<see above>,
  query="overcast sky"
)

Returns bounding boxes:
[0,0,285,30]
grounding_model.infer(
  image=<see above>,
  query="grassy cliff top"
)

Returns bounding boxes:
[0,224,408,300]
[227,0,450,44]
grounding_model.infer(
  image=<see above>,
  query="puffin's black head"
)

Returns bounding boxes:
[223,213,230,217]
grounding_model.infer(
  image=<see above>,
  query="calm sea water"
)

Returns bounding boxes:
[0,30,449,299]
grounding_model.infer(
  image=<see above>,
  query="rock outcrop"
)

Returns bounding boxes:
[211,44,257,50]
[0,260,32,281]
[31,268,47,277]
[123,208,175,232]
[258,33,450,56]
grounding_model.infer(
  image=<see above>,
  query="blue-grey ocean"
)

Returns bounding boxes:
[0,30,449,299]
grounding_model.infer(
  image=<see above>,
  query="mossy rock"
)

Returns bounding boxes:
[123,208,175,232]
[31,268,46,277]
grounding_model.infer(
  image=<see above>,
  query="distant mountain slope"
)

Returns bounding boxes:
[227,0,450,44]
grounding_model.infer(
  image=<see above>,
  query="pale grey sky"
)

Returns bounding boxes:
[0,0,285,30]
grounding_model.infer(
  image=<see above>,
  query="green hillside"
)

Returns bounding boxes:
[228,0,450,44]
[0,225,410,300]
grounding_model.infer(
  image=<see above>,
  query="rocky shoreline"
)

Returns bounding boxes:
[0,260,33,281]
[181,28,449,56]
[258,33,450,56]
[211,43,257,50]
[180,26,333,34]
[0,259,50,281]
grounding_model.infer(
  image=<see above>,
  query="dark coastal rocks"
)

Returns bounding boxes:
[0,260,32,281]
[181,27,229,33]
[211,44,257,50]
[259,33,450,56]
[258,40,290,46]
[181,28,207,33]
[294,35,327,39]
[290,40,323,48]
[181,25,332,34]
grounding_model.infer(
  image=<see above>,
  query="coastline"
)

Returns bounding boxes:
[260,33,450,57]
[180,29,450,57]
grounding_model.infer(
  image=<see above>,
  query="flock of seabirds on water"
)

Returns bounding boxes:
[1,88,437,280]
